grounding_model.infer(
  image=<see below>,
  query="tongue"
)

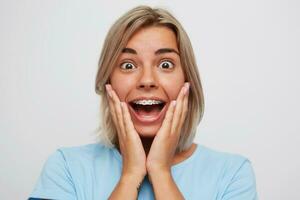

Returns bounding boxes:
[135,105,161,118]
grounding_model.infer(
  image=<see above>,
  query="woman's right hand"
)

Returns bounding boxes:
[105,84,147,182]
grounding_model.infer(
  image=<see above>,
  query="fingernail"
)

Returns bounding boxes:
[184,82,190,95]
[105,84,111,90]
[172,100,177,106]
[105,84,112,98]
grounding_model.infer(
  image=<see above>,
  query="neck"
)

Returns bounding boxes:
[140,136,154,155]
[115,136,155,156]
[114,137,197,166]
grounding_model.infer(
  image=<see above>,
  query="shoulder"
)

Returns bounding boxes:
[42,142,118,175]
[29,142,117,199]
[57,142,110,154]
[195,144,251,169]
[54,142,113,162]
[195,144,258,199]
[39,142,113,175]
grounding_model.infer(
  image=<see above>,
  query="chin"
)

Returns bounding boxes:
[134,124,161,138]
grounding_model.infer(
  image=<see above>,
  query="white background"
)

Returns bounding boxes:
[1,0,299,199]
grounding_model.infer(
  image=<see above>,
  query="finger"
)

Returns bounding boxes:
[106,84,126,137]
[157,100,176,137]
[106,85,121,134]
[111,90,126,137]
[170,83,187,135]
[108,96,121,133]
[179,83,190,128]
[120,102,138,139]
[106,85,127,152]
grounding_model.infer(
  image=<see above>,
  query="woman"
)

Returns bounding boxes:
[29,5,258,200]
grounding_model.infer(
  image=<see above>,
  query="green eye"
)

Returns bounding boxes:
[120,62,136,70]
[159,61,174,69]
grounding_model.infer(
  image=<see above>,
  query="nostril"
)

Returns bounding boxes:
[138,83,157,89]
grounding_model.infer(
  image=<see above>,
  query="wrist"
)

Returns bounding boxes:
[147,168,172,184]
[147,163,170,176]
[120,173,145,190]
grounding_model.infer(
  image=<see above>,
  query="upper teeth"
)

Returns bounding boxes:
[133,100,163,105]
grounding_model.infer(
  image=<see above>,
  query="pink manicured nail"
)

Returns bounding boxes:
[105,84,112,98]
[172,100,177,106]
[184,82,190,95]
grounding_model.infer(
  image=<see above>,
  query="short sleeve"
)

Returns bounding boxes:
[29,149,77,200]
[221,159,258,200]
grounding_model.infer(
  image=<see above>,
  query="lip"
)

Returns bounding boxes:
[127,100,168,124]
[128,96,167,103]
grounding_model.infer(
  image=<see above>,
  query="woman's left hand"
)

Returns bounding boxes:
[146,82,190,174]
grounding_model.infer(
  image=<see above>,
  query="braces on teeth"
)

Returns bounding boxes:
[133,100,163,105]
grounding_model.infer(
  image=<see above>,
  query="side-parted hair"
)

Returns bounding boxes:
[95,5,205,153]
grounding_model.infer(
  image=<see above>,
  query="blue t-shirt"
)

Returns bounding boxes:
[29,142,258,200]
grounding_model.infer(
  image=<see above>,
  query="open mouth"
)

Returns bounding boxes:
[128,99,167,123]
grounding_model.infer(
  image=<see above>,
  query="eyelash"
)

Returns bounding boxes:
[158,60,175,69]
[119,60,175,70]
[120,61,137,70]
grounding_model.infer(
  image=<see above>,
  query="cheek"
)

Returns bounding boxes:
[159,74,185,100]
[110,74,136,101]
[162,82,184,100]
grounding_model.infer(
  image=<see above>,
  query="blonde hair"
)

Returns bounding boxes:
[95,5,205,153]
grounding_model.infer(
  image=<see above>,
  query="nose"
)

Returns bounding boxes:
[137,67,158,90]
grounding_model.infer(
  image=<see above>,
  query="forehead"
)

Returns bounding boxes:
[125,26,178,51]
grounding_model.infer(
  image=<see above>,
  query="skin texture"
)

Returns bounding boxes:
[110,26,185,139]
[107,26,193,200]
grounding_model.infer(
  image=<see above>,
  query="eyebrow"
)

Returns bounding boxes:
[122,47,180,55]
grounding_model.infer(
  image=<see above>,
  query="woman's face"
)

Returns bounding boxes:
[110,26,185,137]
